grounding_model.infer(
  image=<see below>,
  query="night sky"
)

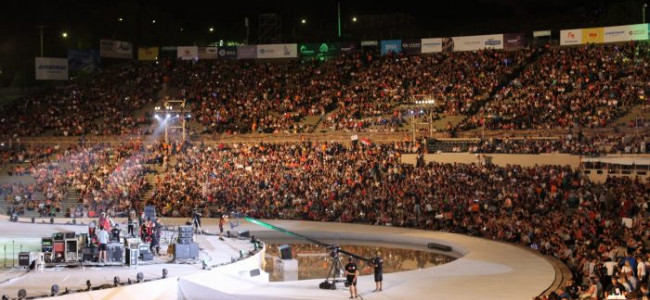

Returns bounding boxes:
[0,0,646,85]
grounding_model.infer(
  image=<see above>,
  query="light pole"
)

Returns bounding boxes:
[37,25,47,56]
[643,3,648,24]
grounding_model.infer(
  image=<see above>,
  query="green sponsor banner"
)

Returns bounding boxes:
[299,43,342,59]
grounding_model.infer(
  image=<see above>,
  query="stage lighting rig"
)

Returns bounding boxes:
[152,99,188,143]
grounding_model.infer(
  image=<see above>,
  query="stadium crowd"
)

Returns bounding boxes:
[2,43,646,138]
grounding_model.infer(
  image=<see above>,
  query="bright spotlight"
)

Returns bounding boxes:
[154,114,160,120]
[166,113,171,118]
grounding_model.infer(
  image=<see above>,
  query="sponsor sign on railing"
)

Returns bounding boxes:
[177,46,198,60]
[257,44,297,59]
[401,39,421,54]
[562,24,648,45]
[380,40,402,55]
[138,47,159,61]
[603,24,648,43]
[100,39,133,59]
[67,49,100,71]
[452,34,504,51]
[560,29,582,45]
[421,38,442,53]
[236,45,256,59]
[35,57,68,80]
[582,27,604,44]
[504,33,525,49]
[198,47,219,60]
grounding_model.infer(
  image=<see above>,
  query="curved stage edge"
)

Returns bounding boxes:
[1,218,556,300]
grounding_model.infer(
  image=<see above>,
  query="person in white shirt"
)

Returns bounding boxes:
[97,226,109,263]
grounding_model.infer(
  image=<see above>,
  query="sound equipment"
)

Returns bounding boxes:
[65,239,79,262]
[427,242,452,252]
[278,244,292,260]
[19,252,35,267]
[144,205,156,222]
[238,230,250,238]
[177,237,192,244]
[141,252,154,261]
[53,241,65,262]
[126,249,139,266]
[64,232,76,239]
[82,247,95,262]
[173,243,199,260]
[249,269,261,277]
[41,238,53,253]
[53,233,64,241]
[178,226,193,238]
[107,243,124,263]
[138,243,153,261]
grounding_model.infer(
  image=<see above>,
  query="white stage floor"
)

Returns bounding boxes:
[0,217,557,300]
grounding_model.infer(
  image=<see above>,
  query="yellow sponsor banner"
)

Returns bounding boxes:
[581,27,604,44]
[138,47,159,61]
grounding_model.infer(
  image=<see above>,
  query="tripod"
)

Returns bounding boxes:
[323,252,346,289]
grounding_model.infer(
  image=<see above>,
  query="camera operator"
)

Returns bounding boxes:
[345,256,359,299]
[370,251,384,292]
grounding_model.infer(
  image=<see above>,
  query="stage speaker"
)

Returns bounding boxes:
[249,269,261,277]
[238,230,250,238]
[18,252,34,267]
[178,226,193,238]
[126,249,138,266]
[174,243,199,260]
[427,242,452,252]
[82,247,94,262]
[107,243,124,263]
[144,205,156,222]
[278,244,292,260]
[177,237,192,244]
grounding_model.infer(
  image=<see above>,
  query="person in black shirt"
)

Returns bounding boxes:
[345,256,359,299]
[370,251,384,292]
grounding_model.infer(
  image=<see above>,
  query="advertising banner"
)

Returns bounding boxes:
[198,47,219,59]
[236,45,256,59]
[100,39,133,59]
[560,29,582,45]
[138,47,159,61]
[503,33,525,49]
[67,49,100,72]
[604,24,649,43]
[339,42,358,53]
[380,40,402,55]
[581,27,604,44]
[533,30,551,37]
[421,38,442,53]
[299,43,344,59]
[216,46,237,59]
[361,40,378,47]
[401,39,421,54]
[452,34,503,52]
[177,46,199,60]
[257,44,298,59]
[35,57,68,80]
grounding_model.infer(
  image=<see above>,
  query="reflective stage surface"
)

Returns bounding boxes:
[262,242,455,281]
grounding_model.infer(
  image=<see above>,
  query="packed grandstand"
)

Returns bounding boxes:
[1,28,650,300]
